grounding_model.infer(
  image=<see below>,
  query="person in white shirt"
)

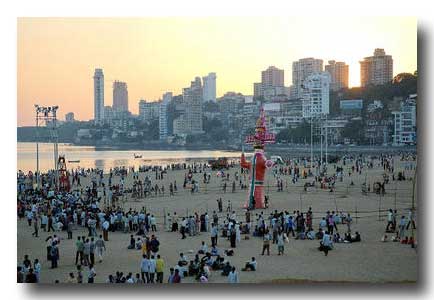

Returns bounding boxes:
[150,215,157,232]
[140,254,150,283]
[95,235,106,262]
[228,267,239,283]
[198,241,208,254]
[87,264,96,283]
[148,255,156,283]
[321,231,333,256]
[166,213,172,232]
[102,219,110,241]
[33,259,41,282]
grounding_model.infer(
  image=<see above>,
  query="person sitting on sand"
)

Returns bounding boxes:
[135,238,143,250]
[211,256,225,270]
[221,262,232,276]
[127,235,135,249]
[351,232,361,243]
[188,260,200,276]
[174,261,188,278]
[198,241,208,255]
[210,245,219,256]
[178,253,188,266]
[307,229,316,240]
[242,257,257,271]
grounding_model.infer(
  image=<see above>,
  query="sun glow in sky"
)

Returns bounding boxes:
[17,17,417,126]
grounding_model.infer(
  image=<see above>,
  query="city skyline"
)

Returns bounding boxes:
[17,17,417,126]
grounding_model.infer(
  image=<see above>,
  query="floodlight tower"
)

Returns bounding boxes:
[34,104,60,190]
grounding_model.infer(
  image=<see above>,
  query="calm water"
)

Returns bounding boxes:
[17,142,242,172]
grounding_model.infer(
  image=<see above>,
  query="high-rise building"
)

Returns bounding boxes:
[292,58,323,99]
[262,66,284,87]
[139,100,160,122]
[202,72,216,102]
[182,76,204,135]
[302,72,330,118]
[159,92,172,140]
[93,68,104,123]
[325,60,349,91]
[254,66,285,100]
[65,112,75,123]
[113,81,129,112]
[360,48,393,87]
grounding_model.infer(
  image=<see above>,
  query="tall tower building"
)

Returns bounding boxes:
[93,68,104,123]
[325,60,349,91]
[202,72,217,102]
[113,81,129,112]
[159,92,172,140]
[183,76,204,134]
[292,58,323,99]
[360,48,393,87]
[302,72,330,119]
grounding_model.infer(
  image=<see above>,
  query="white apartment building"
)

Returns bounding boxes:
[302,72,330,119]
[392,95,417,145]
[139,99,160,122]
[93,68,104,123]
[202,72,217,102]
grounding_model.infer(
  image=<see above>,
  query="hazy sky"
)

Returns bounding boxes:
[17,17,417,126]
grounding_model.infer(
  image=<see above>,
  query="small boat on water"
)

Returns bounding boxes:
[134,154,142,159]
[68,160,80,163]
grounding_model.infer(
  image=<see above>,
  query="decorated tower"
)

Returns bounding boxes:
[57,155,70,192]
[240,107,275,209]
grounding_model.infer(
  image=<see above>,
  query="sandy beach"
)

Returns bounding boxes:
[17,156,418,283]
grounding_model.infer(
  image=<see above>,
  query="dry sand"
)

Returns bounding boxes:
[17,157,418,283]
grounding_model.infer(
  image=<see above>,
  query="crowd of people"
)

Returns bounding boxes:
[17,152,417,283]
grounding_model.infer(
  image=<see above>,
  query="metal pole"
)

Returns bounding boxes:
[378,193,382,221]
[355,195,358,224]
[411,164,417,248]
[325,114,328,168]
[35,111,40,190]
[320,118,323,168]
[310,117,313,169]
[299,192,302,212]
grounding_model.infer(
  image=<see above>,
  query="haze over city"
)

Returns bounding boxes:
[17,17,417,126]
